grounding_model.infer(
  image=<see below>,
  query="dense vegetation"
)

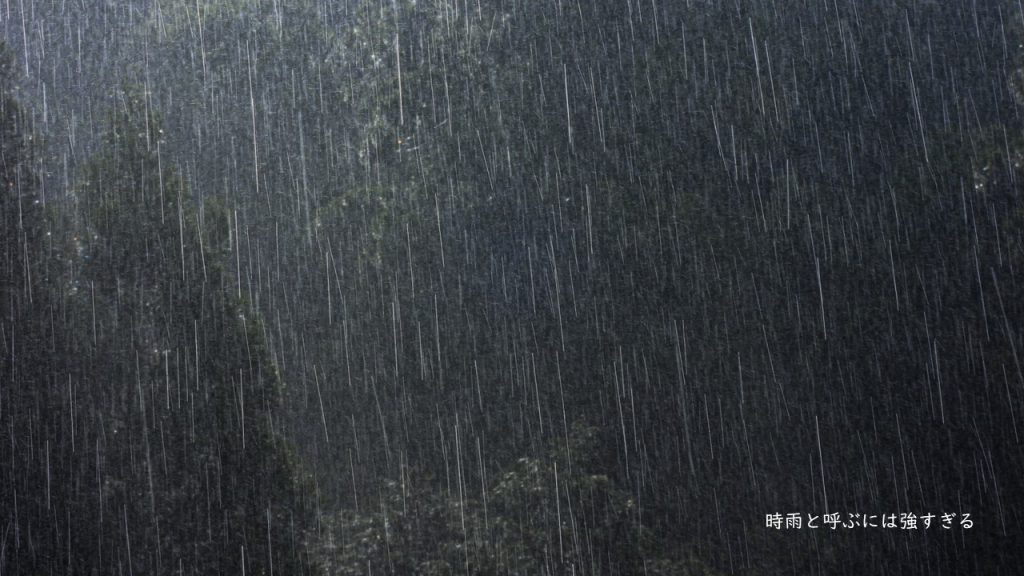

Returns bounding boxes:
[2,1,1023,574]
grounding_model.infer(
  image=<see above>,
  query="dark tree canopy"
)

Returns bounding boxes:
[2,1,1024,574]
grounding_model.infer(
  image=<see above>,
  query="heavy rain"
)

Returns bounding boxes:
[1,0,1022,574]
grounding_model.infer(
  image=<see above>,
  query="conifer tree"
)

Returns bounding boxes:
[73,86,317,575]
[0,40,67,575]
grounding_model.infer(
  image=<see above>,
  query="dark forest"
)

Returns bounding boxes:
[2,1,1023,574]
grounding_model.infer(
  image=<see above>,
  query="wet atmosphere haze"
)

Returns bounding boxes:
[2,0,1024,574]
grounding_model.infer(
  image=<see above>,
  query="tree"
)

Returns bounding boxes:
[313,423,719,575]
[68,86,318,575]
[0,40,70,575]
[0,40,45,363]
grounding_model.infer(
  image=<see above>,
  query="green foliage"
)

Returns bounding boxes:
[6,0,1024,572]
[61,86,319,575]
[0,40,63,576]
[0,40,42,296]
[313,423,723,575]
